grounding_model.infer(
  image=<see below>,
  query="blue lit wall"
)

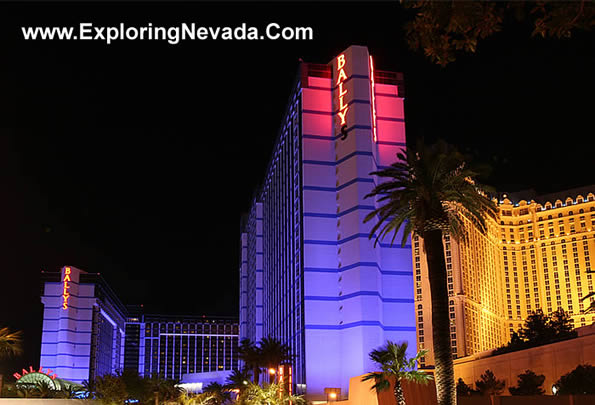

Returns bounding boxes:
[240,200,264,355]
[40,266,126,384]
[240,45,414,400]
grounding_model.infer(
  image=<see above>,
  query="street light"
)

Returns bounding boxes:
[324,388,340,403]
[268,368,276,384]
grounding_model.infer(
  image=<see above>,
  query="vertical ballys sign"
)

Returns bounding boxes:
[336,54,349,140]
[62,266,71,310]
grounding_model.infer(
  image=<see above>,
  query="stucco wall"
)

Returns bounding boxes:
[326,374,436,405]
[454,329,595,395]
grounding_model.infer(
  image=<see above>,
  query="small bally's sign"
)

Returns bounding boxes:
[13,365,58,380]
[62,266,71,310]
[335,54,350,140]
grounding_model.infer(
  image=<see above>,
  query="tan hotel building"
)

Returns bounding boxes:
[414,187,595,367]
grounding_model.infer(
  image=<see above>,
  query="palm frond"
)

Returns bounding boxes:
[0,327,23,358]
[364,140,496,247]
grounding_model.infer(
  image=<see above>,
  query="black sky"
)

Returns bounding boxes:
[0,2,593,374]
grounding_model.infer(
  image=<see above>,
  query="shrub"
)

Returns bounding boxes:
[475,370,505,396]
[554,364,595,395]
[508,370,545,395]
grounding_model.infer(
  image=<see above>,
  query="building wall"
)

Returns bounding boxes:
[261,83,306,389]
[303,45,413,400]
[241,45,413,400]
[40,266,126,384]
[453,325,595,395]
[139,317,238,380]
[415,191,595,366]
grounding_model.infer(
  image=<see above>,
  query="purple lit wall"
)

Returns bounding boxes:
[240,200,264,345]
[40,266,126,384]
[240,45,414,400]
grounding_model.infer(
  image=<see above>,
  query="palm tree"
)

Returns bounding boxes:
[226,368,251,394]
[179,391,216,405]
[202,382,231,405]
[146,375,182,404]
[258,337,293,384]
[81,379,97,399]
[362,341,432,405]
[364,140,497,405]
[238,339,261,384]
[240,383,306,405]
[0,327,23,398]
[93,374,128,405]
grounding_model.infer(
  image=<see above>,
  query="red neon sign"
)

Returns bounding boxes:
[62,267,71,310]
[13,366,58,381]
[336,54,349,127]
[369,56,378,143]
[278,364,292,396]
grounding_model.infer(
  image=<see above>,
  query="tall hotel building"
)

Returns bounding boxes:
[239,45,414,400]
[40,266,126,384]
[414,188,595,367]
[124,313,239,381]
[40,266,238,386]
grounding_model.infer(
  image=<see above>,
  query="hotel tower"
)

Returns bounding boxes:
[39,266,239,387]
[414,187,595,367]
[239,45,414,400]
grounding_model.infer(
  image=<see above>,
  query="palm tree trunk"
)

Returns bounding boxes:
[253,367,260,385]
[424,229,456,405]
[394,379,406,405]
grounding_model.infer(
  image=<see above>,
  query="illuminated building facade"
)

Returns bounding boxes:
[414,187,595,367]
[124,314,239,380]
[40,266,239,386]
[40,266,126,384]
[240,45,413,400]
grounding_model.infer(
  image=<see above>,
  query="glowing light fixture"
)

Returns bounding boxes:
[336,54,349,127]
[369,55,378,143]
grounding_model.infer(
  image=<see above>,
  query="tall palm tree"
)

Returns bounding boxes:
[362,341,432,405]
[0,327,23,398]
[202,382,231,405]
[225,368,251,394]
[364,140,497,405]
[257,337,293,384]
[238,339,261,384]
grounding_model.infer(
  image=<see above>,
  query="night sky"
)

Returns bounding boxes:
[0,2,593,374]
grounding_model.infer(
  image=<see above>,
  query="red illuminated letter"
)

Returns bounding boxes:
[336,69,347,85]
[337,108,349,126]
[339,96,348,111]
[337,54,345,70]
[338,82,347,97]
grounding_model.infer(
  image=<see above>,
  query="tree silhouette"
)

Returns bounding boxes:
[475,370,505,396]
[508,370,545,396]
[364,140,496,405]
[554,364,595,395]
[402,1,594,66]
[362,341,432,405]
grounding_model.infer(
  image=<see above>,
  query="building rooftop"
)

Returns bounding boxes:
[498,185,594,205]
